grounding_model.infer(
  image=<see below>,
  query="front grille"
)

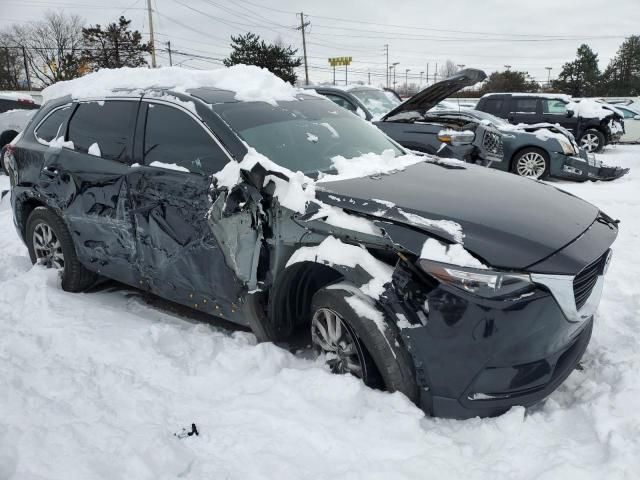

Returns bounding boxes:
[482,131,504,160]
[573,253,606,310]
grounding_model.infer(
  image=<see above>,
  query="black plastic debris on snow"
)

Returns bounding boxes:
[174,423,199,439]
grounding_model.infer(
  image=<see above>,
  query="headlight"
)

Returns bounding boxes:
[419,260,534,299]
[557,136,576,155]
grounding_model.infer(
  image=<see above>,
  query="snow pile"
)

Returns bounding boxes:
[420,238,486,268]
[398,209,465,244]
[1,148,640,477]
[42,65,316,106]
[88,142,101,157]
[567,99,622,120]
[287,236,393,298]
[149,161,189,173]
[46,136,74,150]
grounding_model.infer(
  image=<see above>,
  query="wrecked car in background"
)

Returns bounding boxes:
[476,93,625,153]
[4,65,618,419]
[313,70,627,181]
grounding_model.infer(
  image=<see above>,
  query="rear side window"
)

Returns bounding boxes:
[542,99,567,114]
[35,106,72,142]
[481,98,503,115]
[67,101,137,162]
[143,103,228,175]
[514,98,538,113]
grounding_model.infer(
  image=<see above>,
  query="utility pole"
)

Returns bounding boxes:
[392,62,399,90]
[384,44,389,88]
[545,67,552,87]
[147,0,157,68]
[167,41,173,66]
[368,70,371,84]
[434,62,438,83]
[345,64,348,85]
[426,64,429,87]
[21,46,31,90]
[419,71,424,89]
[297,12,310,85]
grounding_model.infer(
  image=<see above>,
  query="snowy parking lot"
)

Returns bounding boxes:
[1,146,639,479]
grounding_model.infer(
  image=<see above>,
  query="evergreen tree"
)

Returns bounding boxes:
[82,16,151,71]
[600,36,640,96]
[553,44,600,97]
[479,70,539,95]
[223,32,301,84]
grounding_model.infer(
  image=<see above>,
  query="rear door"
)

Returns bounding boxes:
[129,99,245,313]
[506,97,541,125]
[540,98,577,132]
[43,98,140,285]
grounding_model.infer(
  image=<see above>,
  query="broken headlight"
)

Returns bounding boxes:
[419,261,534,299]
[557,136,577,156]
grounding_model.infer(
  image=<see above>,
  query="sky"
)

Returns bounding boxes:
[1,0,639,89]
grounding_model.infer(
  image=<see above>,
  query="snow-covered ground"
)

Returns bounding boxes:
[1,146,639,479]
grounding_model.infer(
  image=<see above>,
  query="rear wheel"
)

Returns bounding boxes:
[26,207,96,292]
[511,148,549,180]
[579,129,605,153]
[310,285,419,401]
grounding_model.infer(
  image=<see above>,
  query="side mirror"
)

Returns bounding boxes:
[634,115,640,120]
[438,130,475,146]
[566,110,575,118]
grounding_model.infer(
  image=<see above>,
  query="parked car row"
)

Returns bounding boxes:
[311,70,629,181]
[2,65,619,420]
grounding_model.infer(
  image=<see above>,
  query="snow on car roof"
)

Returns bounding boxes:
[0,91,36,102]
[41,65,319,106]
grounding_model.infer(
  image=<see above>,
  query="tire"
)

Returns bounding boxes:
[310,284,419,402]
[510,147,550,180]
[579,129,605,153]
[26,207,96,292]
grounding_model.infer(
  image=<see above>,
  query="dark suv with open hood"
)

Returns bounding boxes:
[4,67,618,419]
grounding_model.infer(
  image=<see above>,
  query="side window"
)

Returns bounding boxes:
[67,100,137,162]
[482,98,503,115]
[143,103,228,175]
[35,106,73,142]
[619,108,635,119]
[324,94,357,112]
[514,98,538,113]
[542,99,567,114]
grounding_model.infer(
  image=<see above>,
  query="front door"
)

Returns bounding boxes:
[540,98,577,132]
[129,100,246,319]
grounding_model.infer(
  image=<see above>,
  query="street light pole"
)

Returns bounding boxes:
[405,69,410,95]
[504,64,512,71]
[545,67,552,87]
[392,62,399,90]
[419,71,424,89]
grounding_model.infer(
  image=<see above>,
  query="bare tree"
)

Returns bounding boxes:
[8,12,84,86]
[438,60,459,80]
[0,32,24,89]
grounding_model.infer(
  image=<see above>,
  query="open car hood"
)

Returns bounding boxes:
[381,68,487,121]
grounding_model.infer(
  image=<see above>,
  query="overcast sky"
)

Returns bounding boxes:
[2,0,639,88]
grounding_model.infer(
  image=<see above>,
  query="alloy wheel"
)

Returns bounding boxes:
[32,222,65,270]
[311,308,364,378]
[516,152,546,179]
[580,133,600,152]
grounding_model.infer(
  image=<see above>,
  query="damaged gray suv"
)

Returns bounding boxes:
[5,72,618,419]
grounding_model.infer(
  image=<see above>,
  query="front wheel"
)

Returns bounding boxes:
[310,284,419,401]
[511,148,549,180]
[579,129,605,153]
[26,207,96,292]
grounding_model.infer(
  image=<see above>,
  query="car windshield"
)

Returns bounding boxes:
[212,97,403,174]
[349,89,400,117]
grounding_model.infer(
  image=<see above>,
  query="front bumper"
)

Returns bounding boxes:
[383,240,613,419]
[550,152,629,181]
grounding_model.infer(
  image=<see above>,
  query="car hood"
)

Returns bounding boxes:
[381,69,487,121]
[316,160,599,270]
